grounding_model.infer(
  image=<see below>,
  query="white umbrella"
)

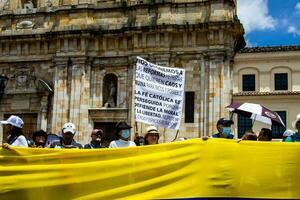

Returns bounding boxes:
[226,102,285,127]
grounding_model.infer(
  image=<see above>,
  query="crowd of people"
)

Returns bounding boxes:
[212,113,300,142]
[0,115,160,149]
[1,113,300,149]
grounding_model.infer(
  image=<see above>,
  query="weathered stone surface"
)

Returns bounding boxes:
[0,0,244,143]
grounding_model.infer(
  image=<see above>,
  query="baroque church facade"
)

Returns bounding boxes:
[0,0,244,144]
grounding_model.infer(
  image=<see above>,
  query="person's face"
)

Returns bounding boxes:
[119,129,131,141]
[63,132,74,144]
[146,133,159,145]
[217,124,224,133]
[91,134,101,142]
[35,135,46,147]
[296,122,300,132]
[7,124,13,132]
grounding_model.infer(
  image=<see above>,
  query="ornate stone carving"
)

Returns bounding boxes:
[0,0,9,11]
[45,0,52,8]
[16,20,34,29]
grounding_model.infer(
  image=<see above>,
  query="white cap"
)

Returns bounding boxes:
[62,122,76,135]
[0,115,24,128]
[292,113,300,129]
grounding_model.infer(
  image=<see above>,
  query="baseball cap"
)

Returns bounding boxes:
[217,118,234,126]
[91,129,103,137]
[0,115,24,128]
[62,122,76,135]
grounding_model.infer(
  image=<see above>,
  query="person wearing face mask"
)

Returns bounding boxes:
[84,129,103,149]
[212,118,234,139]
[109,122,136,148]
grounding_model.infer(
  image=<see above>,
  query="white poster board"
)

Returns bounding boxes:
[135,57,185,129]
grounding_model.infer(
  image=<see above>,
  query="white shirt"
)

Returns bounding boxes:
[11,135,28,147]
[109,139,136,148]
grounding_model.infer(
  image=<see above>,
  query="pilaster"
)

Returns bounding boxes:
[51,57,70,135]
[68,57,92,143]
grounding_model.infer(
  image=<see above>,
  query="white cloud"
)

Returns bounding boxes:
[296,2,300,15]
[237,0,277,33]
[288,26,300,36]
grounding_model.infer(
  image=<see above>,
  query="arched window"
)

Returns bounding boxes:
[103,74,118,108]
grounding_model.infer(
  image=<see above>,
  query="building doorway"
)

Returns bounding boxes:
[2,113,37,143]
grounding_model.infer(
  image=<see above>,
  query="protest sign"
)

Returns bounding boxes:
[135,57,185,129]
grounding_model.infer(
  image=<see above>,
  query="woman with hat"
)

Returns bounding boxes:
[0,115,28,148]
[144,125,160,145]
[109,121,136,148]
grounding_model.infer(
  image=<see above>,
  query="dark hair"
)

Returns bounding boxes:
[261,128,272,141]
[242,132,257,141]
[7,126,23,144]
[134,136,144,146]
[32,130,48,141]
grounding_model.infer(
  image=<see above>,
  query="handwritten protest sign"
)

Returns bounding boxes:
[135,57,185,129]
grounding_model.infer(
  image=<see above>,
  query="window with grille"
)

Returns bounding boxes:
[271,111,286,139]
[242,74,255,91]
[185,92,194,123]
[238,114,252,138]
[274,73,288,90]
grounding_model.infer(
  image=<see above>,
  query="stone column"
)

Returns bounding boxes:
[199,54,208,137]
[51,58,69,135]
[39,94,49,131]
[68,57,92,143]
[207,53,232,134]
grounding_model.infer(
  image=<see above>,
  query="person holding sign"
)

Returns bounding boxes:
[109,122,136,148]
[144,125,160,145]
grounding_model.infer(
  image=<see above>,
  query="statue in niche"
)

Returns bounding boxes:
[24,0,34,9]
[45,0,52,7]
[0,0,9,11]
[104,81,116,108]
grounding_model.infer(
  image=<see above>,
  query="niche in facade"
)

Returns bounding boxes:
[103,74,118,108]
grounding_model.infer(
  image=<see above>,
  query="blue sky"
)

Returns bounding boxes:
[237,0,300,47]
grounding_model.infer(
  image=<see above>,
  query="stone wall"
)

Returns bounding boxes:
[0,0,244,143]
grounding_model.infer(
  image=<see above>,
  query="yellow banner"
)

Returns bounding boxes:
[1,139,300,199]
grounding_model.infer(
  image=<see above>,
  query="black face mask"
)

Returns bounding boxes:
[35,142,45,147]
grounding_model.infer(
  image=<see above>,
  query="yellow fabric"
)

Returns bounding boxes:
[0,139,300,199]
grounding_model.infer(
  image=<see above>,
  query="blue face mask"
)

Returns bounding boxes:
[121,129,130,139]
[222,127,232,136]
